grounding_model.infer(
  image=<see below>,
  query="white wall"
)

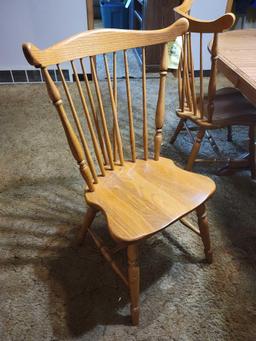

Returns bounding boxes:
[0,0,88,72]
[190,0,230,70]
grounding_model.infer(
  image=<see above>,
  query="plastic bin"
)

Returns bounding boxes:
[100,1,129,29]
[234,0,251,14]
[250,0,256,9]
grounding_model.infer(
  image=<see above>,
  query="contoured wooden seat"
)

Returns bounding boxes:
[208,88,256,126]
[179,87,256,127]
[170,0,256,179]
[23,18,216,326]
[87,157,215,242]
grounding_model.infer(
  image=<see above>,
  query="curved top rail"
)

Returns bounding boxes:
[174,0,235,33]
[23,18,189,68]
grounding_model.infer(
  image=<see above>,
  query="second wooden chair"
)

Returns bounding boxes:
[170,0,256,179]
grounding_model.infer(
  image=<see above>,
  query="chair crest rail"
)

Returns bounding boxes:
[22,19,188,68]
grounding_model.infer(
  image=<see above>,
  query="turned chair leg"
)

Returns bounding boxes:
[77,206,97,245]
[196,204,213,264]
[127,244,140,326]
[249,125,256,180]
[186,128,205,171]
[170,118,186,144]
[227,126,233,142]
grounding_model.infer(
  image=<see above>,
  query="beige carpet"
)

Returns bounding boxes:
[0,71,256,340]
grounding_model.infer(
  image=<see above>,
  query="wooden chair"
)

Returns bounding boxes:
[170,0,256,179]
[23,18,216,325]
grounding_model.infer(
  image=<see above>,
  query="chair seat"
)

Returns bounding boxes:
[212,88,256,126]
[177,87,256,127]
[85,157,216,242]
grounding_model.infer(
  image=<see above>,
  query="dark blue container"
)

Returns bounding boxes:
[234,0,251,14]
[250,0,256,9]
[100,1,129,29]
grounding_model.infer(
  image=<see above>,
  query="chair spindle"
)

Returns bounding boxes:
[184,34,193,111]
[57,64,98,183]
[177,60,182,109]
[103,54,124,165]
[207,33,218,122]
[80,58,108,165]
[187,33,197,115]
[112,51,118,162]
[199,32,204,117]
[71,61,106,177]
[90,56,115,169]
[123,50,136,162]
[142,47,148,160]
[181,37,186,112]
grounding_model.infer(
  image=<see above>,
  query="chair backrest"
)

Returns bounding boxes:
[174,0,235,122]
[226,0,234,13]
[23,19,188,192]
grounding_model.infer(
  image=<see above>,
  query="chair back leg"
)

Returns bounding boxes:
[196,204,213,264]
[186,128,206,171]
[170,118,186,144]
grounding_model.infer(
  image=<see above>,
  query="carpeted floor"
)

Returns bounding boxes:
[0,59,256,340]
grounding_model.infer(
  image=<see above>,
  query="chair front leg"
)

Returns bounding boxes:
[249,125,256,179]
[186,128,205,171]
[77,206,98,245]
[196,203,213,264]
[170,118,186,144]
[127,244,140,326]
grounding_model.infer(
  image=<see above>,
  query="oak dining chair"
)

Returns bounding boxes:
[170,0,256,179]
[23,18,216,325]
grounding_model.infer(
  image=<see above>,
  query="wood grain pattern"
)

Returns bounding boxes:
[86,158,215,242]
[174,0,235,33]
[217,29,256,107]
[22,19,189,67]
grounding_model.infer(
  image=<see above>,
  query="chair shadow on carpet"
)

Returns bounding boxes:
[0,176,208,338]
[1,174,255,337]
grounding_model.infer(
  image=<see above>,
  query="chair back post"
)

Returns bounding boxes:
[174,1,236,122]
[42,67,95,191]
[207,33,218,122]
[154,43,168,161]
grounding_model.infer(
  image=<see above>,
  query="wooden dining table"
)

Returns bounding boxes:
[215,29,256,176]
[217,29,256,107]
